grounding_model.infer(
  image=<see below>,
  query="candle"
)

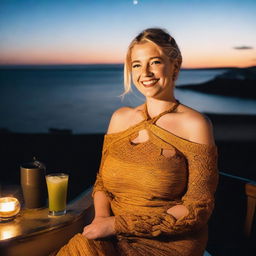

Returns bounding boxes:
[0,197,20,221]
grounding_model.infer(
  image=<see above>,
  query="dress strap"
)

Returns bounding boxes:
[143,100,180,124]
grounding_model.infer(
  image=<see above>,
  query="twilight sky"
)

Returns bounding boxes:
[0,0,255,68]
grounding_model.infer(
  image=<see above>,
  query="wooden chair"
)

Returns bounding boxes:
[245,182,256,237]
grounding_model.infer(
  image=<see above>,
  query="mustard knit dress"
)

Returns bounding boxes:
[57,101,218,256]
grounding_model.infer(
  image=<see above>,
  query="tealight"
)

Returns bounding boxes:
[0,197,20,222]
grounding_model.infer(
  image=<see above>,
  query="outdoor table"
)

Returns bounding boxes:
[0,186,93,256]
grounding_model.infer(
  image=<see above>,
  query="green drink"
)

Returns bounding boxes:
[46,173,69,216]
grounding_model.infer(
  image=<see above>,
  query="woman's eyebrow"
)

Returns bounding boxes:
[131,60,140,64]
[132,56,163,64]
[149,56,163,60]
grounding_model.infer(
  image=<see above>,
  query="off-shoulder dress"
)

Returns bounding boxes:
[57,101,218,256]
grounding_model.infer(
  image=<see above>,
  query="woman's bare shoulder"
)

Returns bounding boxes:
[106,104,144,134]
[179,104,215,145]
[163,103,215,145]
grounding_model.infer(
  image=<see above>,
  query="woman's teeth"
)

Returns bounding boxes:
[142,79,158,87]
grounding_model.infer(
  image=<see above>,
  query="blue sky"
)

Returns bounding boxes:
[0,0,255,67]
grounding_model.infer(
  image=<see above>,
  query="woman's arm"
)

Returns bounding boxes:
[91,132,115,220]
[83,191,115,239]
[92,107,129,208]
[82,135,115,239]
[83,108,127,239]
[93,191,111,218]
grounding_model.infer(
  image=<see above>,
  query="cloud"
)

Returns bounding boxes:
[233,46,253,50]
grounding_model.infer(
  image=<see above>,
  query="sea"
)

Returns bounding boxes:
[0,64,256,134]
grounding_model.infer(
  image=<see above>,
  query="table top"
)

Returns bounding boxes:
[0,185,93,243]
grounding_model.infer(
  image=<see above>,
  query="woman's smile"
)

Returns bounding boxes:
[141,79,159,87]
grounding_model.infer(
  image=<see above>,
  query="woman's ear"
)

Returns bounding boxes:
[172,62,180,81]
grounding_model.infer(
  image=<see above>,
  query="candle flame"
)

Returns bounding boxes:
[0,201,16,212]
[0,197,20,218]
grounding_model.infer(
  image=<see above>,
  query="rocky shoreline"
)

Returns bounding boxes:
[178,66,256,99]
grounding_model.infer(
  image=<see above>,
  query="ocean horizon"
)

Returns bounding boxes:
[1,65,256,134]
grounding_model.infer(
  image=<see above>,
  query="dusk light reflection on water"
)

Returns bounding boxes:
[0,68,255,134]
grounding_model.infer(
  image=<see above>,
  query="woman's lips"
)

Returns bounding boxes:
[141,79,159,87]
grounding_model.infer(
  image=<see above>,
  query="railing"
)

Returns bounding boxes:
[220,171,256,185]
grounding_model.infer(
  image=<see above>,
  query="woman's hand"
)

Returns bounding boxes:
[167,205,189,220]
[91,216,108,224]
[82,216,115,239]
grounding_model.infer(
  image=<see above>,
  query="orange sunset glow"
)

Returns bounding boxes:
[0,0,255,68]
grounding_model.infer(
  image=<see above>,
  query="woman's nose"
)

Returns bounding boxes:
[141,64,153,77]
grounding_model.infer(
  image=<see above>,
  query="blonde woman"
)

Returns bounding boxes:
[57,28,218,256]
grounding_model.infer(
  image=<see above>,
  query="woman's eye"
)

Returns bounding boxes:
[151,60,161,65]
[132,64,140,68]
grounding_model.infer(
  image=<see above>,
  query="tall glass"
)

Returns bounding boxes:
[46,173,69,216]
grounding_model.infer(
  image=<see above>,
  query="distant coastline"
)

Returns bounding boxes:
[178,66,256,99]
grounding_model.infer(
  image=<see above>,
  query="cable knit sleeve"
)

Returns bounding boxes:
[92,134,114,199]
[114,144,218,237]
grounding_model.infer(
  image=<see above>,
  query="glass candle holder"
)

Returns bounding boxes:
[0,197,21,222]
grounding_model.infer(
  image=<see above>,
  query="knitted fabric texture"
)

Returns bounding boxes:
[57,102,218,256]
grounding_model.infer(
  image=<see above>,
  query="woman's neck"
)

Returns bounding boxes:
[145,96,177,119]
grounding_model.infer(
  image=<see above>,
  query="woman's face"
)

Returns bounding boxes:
[131,41,177,99]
